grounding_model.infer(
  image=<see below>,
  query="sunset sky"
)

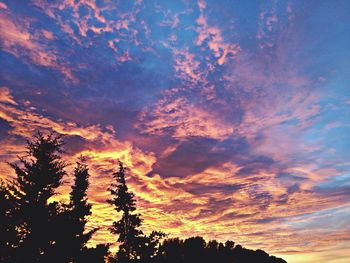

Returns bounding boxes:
[0,0,349,262]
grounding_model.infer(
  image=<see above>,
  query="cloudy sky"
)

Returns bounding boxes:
[0,0,349,262]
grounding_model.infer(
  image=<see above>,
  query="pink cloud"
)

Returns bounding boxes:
[0,12,77,83]
[256,1,296,49]
[33,0,142,65]
[138,95,233,140]
[41,29,54,40]
[173,48,201,83]
[195,0,240,65]
[0,2,7,9]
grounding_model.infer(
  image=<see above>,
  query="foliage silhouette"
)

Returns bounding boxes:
[152,237,287,263]
[53,157,97,262]
[0,133,287,263]
[0,181,20,261]
[108,161,145,261]
[8,132,67,262]
[0,133,104,262]
[68,158,97,261]
[79,244,110,263]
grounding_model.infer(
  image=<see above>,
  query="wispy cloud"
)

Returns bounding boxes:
[138,96,233,140]
[195,0,240,65]
[0,11,77,83]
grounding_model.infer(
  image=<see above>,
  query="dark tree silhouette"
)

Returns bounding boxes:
[206,239,220,262]
[108,161,144,261]
[138,230,166,262]
[157,238,184,263]
[80,244,110,263]
[68,157,96,261]
[0,181,20,261]
[154,237,287,263]
[51,157,96,262]
[183,236,207,262]
[8,132,67,262]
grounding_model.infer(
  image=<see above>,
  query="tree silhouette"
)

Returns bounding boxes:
[68,157,96,261]
[0,180,20,261]
[206,240,220,262]
[157,238,184,263]
[138,230,166,261]
[108,161,144,261]
[8,132,67,262]
[154,237,287,263]
[80,244,110,263]
[51,157,96,262]
[183,236,206,262]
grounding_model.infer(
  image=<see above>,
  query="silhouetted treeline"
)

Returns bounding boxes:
[0,133,286,263]
[147,237,287,263]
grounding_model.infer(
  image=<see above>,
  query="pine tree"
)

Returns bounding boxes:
[108,161,143,261]
[68,157,96,262]
[9,132,67,262]
[49,157,96,262]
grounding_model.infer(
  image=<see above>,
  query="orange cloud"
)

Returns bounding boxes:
[0,87,17,105]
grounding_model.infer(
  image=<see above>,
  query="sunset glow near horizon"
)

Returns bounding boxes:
[0,0,349,262]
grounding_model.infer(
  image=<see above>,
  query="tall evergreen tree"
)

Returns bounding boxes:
[68,157,96,262]
[108,161,143,261]
[50,157,96,262]
[9,132,67,262]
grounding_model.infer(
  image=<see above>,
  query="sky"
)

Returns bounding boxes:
[0,0,349,262]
